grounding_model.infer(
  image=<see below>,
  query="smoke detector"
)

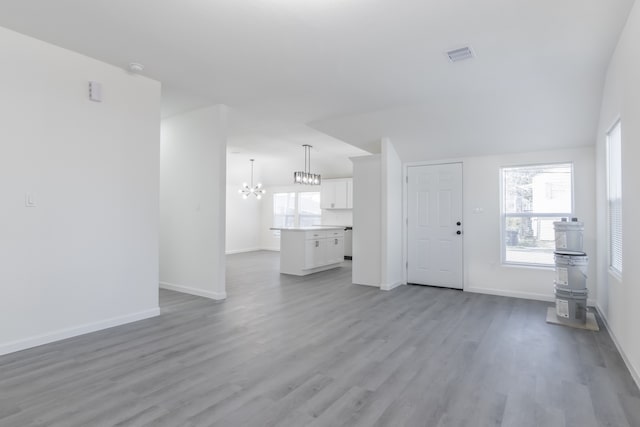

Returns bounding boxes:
[445,46,475,62]
[128,62,145,73]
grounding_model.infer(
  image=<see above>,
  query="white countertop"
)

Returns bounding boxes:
[270,226,345,232]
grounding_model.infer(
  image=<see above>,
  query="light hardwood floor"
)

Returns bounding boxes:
[1,250,639,426]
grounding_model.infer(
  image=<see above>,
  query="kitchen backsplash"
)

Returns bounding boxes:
[321,209,353,226]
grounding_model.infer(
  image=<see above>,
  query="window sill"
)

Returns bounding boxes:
[608,268,622,282]
[502,262,555,271]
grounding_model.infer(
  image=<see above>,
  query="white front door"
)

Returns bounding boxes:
[407,163,463,289]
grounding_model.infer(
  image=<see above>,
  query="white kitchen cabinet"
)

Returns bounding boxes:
[326,236,345,265]
[274,227,345,276]
[320,178,352,209]
[334,182,348,208]
[320,181,341,209]
[304,238,326,269]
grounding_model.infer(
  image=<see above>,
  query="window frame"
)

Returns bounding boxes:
[500,162,575,268]
[606,119,623,278]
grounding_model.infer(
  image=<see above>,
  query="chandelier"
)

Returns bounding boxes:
[293,144,321,185]
[239,159,266,199]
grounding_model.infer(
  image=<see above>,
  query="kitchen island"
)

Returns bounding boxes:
[271,227,345,276]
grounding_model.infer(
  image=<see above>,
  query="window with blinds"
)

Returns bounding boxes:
[607,120,622,275]
[272,191,321,236]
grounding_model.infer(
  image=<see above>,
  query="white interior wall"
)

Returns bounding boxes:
[595,0,640,387]
[352,155,382,287]
[351,143,403,289]
[160,105,228,300]
[225,185,262,254]
[0,27,161,355]
[461,147,596,302]
[381,139,404,290]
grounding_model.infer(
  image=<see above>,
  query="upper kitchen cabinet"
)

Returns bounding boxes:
[320,178,353,209]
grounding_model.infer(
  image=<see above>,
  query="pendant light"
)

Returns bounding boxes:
[239,159,266,199]
[293,144,321,185]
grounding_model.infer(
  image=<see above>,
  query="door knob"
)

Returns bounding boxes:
[456,221,461,226]
[456,230,462,235]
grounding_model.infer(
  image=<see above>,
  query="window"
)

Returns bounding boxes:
[297,192,321,227]
[272,191,321,233]
[501,163,573,266]
[607,120,622,275]
[273,192,296,229]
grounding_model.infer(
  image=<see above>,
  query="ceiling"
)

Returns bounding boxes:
[0,0,634,164]
[227,109,369,187]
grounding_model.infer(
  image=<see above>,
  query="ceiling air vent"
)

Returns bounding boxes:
[446,46,475,62]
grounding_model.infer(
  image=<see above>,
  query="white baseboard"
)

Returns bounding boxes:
[466,286,555,302]
[354,282,380,288]
[465,286,596,306]
[225,247,261,255]
[596,305,640,391]
[0,307,160,356]
[160,281,227,301]
[381,281,404,291]
[260,247,280,252]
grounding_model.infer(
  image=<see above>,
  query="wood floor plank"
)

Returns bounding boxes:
[0,251,638,427]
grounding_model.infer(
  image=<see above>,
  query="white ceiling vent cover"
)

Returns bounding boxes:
[446,46,475,62]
